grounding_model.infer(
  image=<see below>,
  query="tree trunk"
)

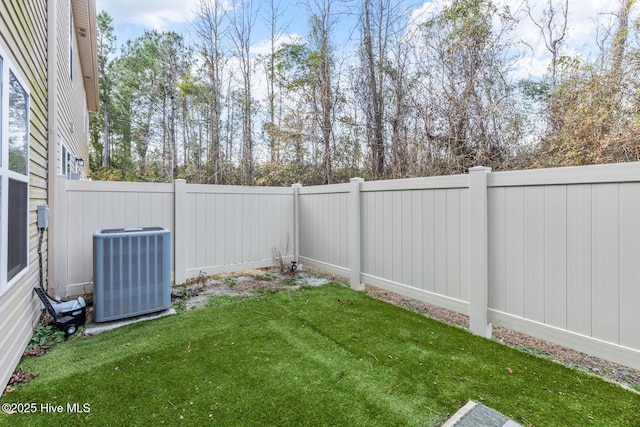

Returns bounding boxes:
[362,0,385,179]
[102,103,110,168]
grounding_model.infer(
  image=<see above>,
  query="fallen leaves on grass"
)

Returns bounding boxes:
[8,369,38,386]
[22,345,51,357]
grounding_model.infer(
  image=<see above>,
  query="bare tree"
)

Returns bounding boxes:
[360,0,386,179]
[194,0,227,183]
[358,0,410,179]
[263,0,288,163]
[230,0,259,185]
[611,0,637,77]
[526,0,569,88]
[415,0,521,173]
[539,0,640,166]
[305,0,338,184]
[157,33,191,179]
[388,37,412,178]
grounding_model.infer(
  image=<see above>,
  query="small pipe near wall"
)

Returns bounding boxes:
[47,0,59,297]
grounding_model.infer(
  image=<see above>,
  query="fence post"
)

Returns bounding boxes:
[174,179,187,285]
[469,166,492,338]
[350,178,364,291]
[292,184,302,266]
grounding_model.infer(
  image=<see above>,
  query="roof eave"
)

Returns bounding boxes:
[71,0,99,113]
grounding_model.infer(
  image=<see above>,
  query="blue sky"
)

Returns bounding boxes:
[95,0,633,79]
[94,0,357,53]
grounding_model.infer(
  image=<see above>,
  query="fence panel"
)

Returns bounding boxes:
[57,179,294,295]
[182,185,294,277]
[296,164,640,370]
[487,163,640,369]
[298,184,350,275]
[487,178,640,348]
[59,179,174,296]
[619,183,640,350]
[360,187,469,303]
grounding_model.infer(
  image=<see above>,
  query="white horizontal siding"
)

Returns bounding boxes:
[0,0,50,396]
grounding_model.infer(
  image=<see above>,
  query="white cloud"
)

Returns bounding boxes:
[96,0,199,30]
[250,33,306,56]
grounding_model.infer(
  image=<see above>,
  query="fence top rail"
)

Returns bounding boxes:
[361,175,469,192]
[298,176,470,194]
[185,183,294,195]
[488,162,640,187]
[65,179,174,193]
[299,183,350,195]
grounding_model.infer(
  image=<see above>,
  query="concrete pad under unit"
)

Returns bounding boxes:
[84,309,176,335]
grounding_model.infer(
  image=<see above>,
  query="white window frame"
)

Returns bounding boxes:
[83,89,87,136]
[60,143,71,177]
[0,47,31,295]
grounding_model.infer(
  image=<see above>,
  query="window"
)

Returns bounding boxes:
[83,89,87,136]
[60,144,70,177]
[0,52,30,292]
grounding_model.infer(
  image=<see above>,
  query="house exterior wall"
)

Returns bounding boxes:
[0,0,49,395]
[56,0,90,179]
[0,0,97,394]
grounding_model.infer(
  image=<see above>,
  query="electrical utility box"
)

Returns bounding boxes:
[37,205,49,229]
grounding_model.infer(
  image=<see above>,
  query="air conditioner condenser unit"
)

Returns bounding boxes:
[93,227,171,322]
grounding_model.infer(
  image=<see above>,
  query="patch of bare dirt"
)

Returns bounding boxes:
[231,278,281,293]
[173,268,332,311]
[364,285,640,392]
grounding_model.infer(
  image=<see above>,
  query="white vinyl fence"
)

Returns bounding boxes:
[297,164,640,371]
[54,178,294,297]
[485,166,640,363]
[54,163,640,370]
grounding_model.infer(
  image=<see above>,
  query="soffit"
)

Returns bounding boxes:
[71,0,99,113]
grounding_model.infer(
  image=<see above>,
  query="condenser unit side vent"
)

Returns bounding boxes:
[93,227,171,322]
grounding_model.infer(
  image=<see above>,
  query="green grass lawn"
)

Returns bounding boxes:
[1,284,638,426]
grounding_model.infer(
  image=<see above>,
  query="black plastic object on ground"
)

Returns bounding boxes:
[33,287,86,336]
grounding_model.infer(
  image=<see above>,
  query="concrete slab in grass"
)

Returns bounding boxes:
[441,401,522,427]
